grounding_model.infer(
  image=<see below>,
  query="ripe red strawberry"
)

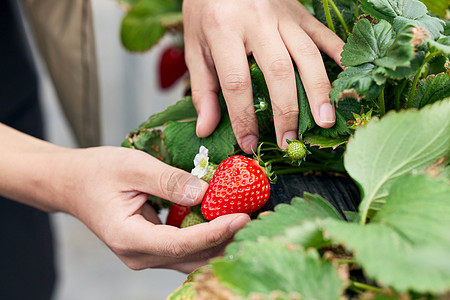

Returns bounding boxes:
[201,155,271,221]
[158,45,188,89]
[166,204,190,227]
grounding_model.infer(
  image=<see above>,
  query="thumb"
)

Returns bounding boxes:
[131,152,209,206]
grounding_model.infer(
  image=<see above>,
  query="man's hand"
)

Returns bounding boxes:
[0,124,250,274]
[183,0,345,153]
[61,147,251,273]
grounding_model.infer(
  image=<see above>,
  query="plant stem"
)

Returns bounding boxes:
[260,141,279,148]
[260,147,283,152]
[407,51,441,108]
[338,259,356,264]
[394,80,408,110]
[323,0,336,33]
[350,281,381,292]
[328,0,349,38]
[354,0,360,19]
[273,164,327,175]
[378,89,385,116]
[265,158,287,165]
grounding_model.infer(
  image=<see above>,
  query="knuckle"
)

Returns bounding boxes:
[160,169,180,200]
[165,239,189,258]
[297,41,321,57]
[231,113,256,138]
[274,104,299,121]
[222,73,251,93]
[204,229,226,247]
[268,58,293,80]
[310,79,332,94]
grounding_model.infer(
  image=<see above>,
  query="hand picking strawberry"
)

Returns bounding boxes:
[201,155,272,221]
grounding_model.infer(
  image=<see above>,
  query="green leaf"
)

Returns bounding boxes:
[330,63,384,101]
[250,63,276,137]
[372,174,450,247]
[419,0,449,18]
[231,193,342,246]
[360,0,444,39]
[296,71,315,135]
[120,0,180,51]
[122,129,172,163]
[374,24,416,69]
[344,99,450,222]
[341,19,395,67]
[324,174,450,293]
[250,63,270,101]
[139,96,198,129]
[312,108,351,138]
[164,116,237,170]
[167,282,196,300]
[428,36,450,59]
[303,132,348,149]
[413,73,450,109]
[213,240,345,299]
[382,49,425,79]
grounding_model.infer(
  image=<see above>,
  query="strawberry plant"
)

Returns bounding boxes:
[118,0,450,298]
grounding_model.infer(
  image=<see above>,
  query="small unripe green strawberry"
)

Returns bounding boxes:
[180,212,207,228]
[285,139,308,163]
[200,164,217,183]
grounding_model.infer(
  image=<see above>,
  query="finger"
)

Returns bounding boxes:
[208,35,259,154]
[185,42,222,138]
[280,21,336,128]
[129,151,209,206]
[139,202,162,224]
[128,213,250,258]
[297,5,345,68]
[249,27,298,149]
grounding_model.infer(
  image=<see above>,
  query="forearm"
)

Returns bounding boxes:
[0,123,73,212]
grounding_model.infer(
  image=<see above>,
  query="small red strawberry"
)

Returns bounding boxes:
[158,45,188,89]
[166,204,190,227]
[201,155,271,221]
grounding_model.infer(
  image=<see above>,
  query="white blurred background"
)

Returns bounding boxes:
[28,1,189,299]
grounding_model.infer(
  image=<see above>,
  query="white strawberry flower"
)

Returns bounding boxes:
[191,146,209,178]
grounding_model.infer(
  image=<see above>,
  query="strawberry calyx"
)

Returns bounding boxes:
[253,143,278,184]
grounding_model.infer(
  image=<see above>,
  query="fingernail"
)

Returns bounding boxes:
[281,131,297,149]
[319,103,335,124]
[241,135,258,154]
[229,215,249,233]
[195,114,202,136]
[182,177,208,204]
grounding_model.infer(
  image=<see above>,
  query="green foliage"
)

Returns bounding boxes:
[413,73,450,108]
[419,0,450,19]
[344,99,450,222]
[231,193,342,246]
[118,0,450,298]
[120,0,182,52]
[212,241,344,299]
[170,100,450,299]
[359,0,445,39]
[325,174,450,293]
[138,96,197,129]
[164,116,236,170]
